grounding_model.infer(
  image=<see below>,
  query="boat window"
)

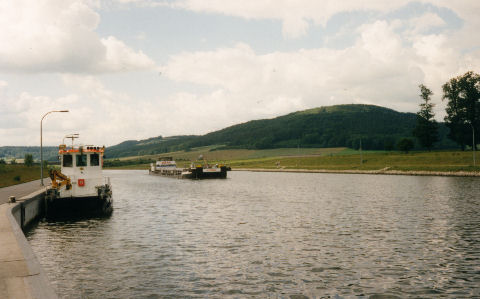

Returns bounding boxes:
[90,153,99,166]
[76,154,87,167]
[63,154,73,167]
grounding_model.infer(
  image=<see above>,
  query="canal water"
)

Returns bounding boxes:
[27,170,480,298]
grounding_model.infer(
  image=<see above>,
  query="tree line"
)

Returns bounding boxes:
[413,71,479,151]
[103,72,479,158]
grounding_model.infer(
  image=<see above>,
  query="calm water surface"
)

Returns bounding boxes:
[27,170,480,298]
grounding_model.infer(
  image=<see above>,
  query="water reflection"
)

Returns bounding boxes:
[27,170,480,298]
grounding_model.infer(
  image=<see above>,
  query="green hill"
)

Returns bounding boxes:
[0,146,58,162]
[105,135,197,158]
[106,104,456,158]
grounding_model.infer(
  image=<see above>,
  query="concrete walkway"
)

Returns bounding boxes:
[0,182,56,298]
[0,180,43,204]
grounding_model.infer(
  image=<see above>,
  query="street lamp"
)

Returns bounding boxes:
[465,120,476,167]
[40,110,69,186]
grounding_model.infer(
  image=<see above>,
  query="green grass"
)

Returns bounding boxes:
[106,163,151,170]
[0,164,41,188]
[229,150,480,172]
[106,147,480,173]
[111,147,346,163]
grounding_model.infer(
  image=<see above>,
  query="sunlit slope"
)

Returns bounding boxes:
[106,104,455,158]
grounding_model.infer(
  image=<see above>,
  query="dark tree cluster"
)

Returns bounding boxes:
[412,71,479,151]
[442,71,479,150]
[413,84,438,150]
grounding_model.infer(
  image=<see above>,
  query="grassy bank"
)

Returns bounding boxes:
[104,147,345,169]
[105,147,479,174]
[0,164,40,188]
[228,151,479,173]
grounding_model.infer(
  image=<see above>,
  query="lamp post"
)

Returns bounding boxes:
[41,110,69,186]
[466,120,476,167]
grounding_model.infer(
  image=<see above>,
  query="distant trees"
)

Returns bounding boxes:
[398,138,414,153]
[24,154,34,167]
[443,71,480,150]
[413,84,438,150]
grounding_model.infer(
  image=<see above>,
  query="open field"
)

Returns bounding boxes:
[111,147,345,162]
[105,147,347,168]
[0,165,41,188]
[106,147,479,174]
[228,151,479,173]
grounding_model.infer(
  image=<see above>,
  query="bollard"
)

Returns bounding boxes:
[9,195,16,203]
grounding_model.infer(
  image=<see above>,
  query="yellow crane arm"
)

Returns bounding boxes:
[49,169,72,190]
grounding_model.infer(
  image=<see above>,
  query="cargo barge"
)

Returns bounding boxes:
[149,157,228,179]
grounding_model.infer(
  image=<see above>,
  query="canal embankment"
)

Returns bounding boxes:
[0,184,57,298]
[233,167,480,177]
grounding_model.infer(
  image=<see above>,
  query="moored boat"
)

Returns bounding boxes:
[149,156,228,179]
[45,138,113,219]
[149,157,184,177]
[181,162,228,179]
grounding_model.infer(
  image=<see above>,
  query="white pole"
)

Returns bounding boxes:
[472,124,476,167]
[360,138,363,165]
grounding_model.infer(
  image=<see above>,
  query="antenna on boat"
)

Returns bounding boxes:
[64,133,79,149]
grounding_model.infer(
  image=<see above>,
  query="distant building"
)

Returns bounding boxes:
[5,158,24,164]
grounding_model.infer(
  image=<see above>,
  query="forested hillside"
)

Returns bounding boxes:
[105,104,456,158]
[190,105,417,150]
[105,135,197,158]
[0,146,58,162]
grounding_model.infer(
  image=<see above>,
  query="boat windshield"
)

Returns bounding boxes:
[63,154,73,167]
[90,153,100,166]
[76,154,87,167]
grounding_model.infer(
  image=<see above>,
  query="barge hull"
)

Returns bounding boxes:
[45,195,113,220]
[182,166,227,179]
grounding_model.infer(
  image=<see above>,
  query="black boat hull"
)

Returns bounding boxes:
[183,166,227,179]
[45,194,113,220]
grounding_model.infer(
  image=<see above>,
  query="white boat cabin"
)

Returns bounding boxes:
[151,160,177,172]
[58,144,106,198]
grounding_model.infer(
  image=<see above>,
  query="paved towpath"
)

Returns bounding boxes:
[0,180,44,204]
[0,181,56,298]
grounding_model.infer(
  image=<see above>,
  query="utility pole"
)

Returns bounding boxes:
[360,138,363,165]
[466,121,476,167]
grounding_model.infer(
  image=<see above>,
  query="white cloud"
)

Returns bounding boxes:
[0,72,305,146]
[0,0,155,73]
[409,12,446,35]
[137,0,480,43]
[165,0,412,38]
[2,0,480,147]
[358,20,404,63]
[162,14,478,123]
[0,75,247,146]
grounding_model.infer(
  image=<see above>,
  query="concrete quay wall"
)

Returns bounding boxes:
[11,190,46,231]
[0,189,57,299]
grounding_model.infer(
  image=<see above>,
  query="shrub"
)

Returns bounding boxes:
[25,154,34,167]
[398,138,414,153]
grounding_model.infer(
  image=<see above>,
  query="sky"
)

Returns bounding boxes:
[1,0,479,146]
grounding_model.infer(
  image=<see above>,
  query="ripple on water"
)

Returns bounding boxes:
[26,170,480,298]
